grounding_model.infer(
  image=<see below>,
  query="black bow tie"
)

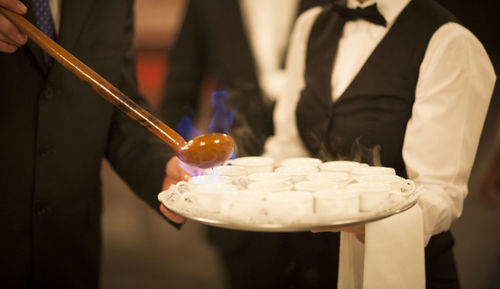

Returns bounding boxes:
[330,3,387,26]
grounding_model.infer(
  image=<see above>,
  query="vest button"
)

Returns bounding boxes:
[38,144,54,156]
[34,203,51,216]
[44,88,54,100]
[37,207,47,215]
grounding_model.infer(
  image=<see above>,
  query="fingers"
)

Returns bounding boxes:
[0,1,28,52]
[0,28,26,45]
[0,0,27,14]
[162,177,177,191]
[0,13,28,44]
[159,204,185,224]
[311,227,339,233]
[311,224,365,234]
[311,225,365,243]
[162,157,192,191]
[0,39,16,52]
[355,233,365,243]
[166,156,192,181]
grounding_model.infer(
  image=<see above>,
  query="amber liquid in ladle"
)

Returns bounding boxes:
[0,7,234,169]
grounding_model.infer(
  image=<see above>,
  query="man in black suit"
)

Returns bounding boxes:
[0,0,185,288]
[161,1,338,289]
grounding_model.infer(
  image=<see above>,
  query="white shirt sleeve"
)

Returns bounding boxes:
[262,8,323,164]
[403,22,496,245]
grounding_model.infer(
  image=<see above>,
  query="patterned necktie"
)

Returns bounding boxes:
[296,3,386,157]
[32,0,55,63]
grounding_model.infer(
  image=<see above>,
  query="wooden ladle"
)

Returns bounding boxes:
[0,7,234,169]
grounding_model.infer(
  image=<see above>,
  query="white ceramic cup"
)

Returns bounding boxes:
[280,157,322,168]
[230,156,274,174]
[175,175,236,213]
[212,165,247,177]
[275,166,319,183]
[220,191,268,221]
[294,180,339,192]
[348,182,391,211]
[211,165,248,188]
[188,174,232,185]
[266,191,314,222]
[181,183,238,213]
[350,166,396,177]
[248,180,293,192]
[247,172,291,183]
[319,161,364,173]
[314,188,360,215]
[355,174,415,193]
[175,175,232,194]
[306,172,352,188]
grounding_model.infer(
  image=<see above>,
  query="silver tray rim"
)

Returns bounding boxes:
[158,189,418,232]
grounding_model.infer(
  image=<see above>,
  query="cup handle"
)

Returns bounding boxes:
[175,181,189,194]
[400,179,415,193]
[235,176,249,189]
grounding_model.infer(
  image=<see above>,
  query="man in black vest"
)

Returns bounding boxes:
[0,0,186,288]
[263,0,496,288]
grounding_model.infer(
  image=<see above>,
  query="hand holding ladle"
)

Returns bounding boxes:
[0,7,235,169]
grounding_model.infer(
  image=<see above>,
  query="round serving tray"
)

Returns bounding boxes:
[158,188,418,232]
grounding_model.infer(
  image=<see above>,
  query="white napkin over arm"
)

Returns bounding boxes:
[338,205,425,289]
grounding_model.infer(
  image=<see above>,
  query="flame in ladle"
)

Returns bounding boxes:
[175,90,237,176]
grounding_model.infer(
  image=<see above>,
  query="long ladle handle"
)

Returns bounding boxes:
[0,7,186,154]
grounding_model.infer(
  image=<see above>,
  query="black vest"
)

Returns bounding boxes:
[298,0,458,177]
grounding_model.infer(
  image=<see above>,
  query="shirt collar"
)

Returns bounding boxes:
[347,0,412,27]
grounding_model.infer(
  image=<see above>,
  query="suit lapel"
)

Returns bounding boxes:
[56,0,96,53]
[19,0,95,73]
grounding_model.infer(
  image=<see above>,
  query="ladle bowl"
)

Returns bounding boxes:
[0,7,235,168]
[178,133,235,169]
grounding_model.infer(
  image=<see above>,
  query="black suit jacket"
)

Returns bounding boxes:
[0,1,173,288]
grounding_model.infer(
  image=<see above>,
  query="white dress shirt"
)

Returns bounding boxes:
[239,0,299,100]
[263,0,496,244]
[49,0,61,34]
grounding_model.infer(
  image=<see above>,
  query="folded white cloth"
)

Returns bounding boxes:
[338,205,426,289]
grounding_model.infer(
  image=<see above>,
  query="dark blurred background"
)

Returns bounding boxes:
[99,1,499,288]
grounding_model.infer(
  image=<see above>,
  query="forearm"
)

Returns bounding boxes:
[403,23,496,244]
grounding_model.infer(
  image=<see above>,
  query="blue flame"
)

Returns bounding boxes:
[208,90,235,135]
[208,90,236,159]
[175,90,237,164]
[175,115,201,141]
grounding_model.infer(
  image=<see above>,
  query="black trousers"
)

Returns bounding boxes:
[208,228,340,289]
[208,228,459,289]
[425,231,460,289]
